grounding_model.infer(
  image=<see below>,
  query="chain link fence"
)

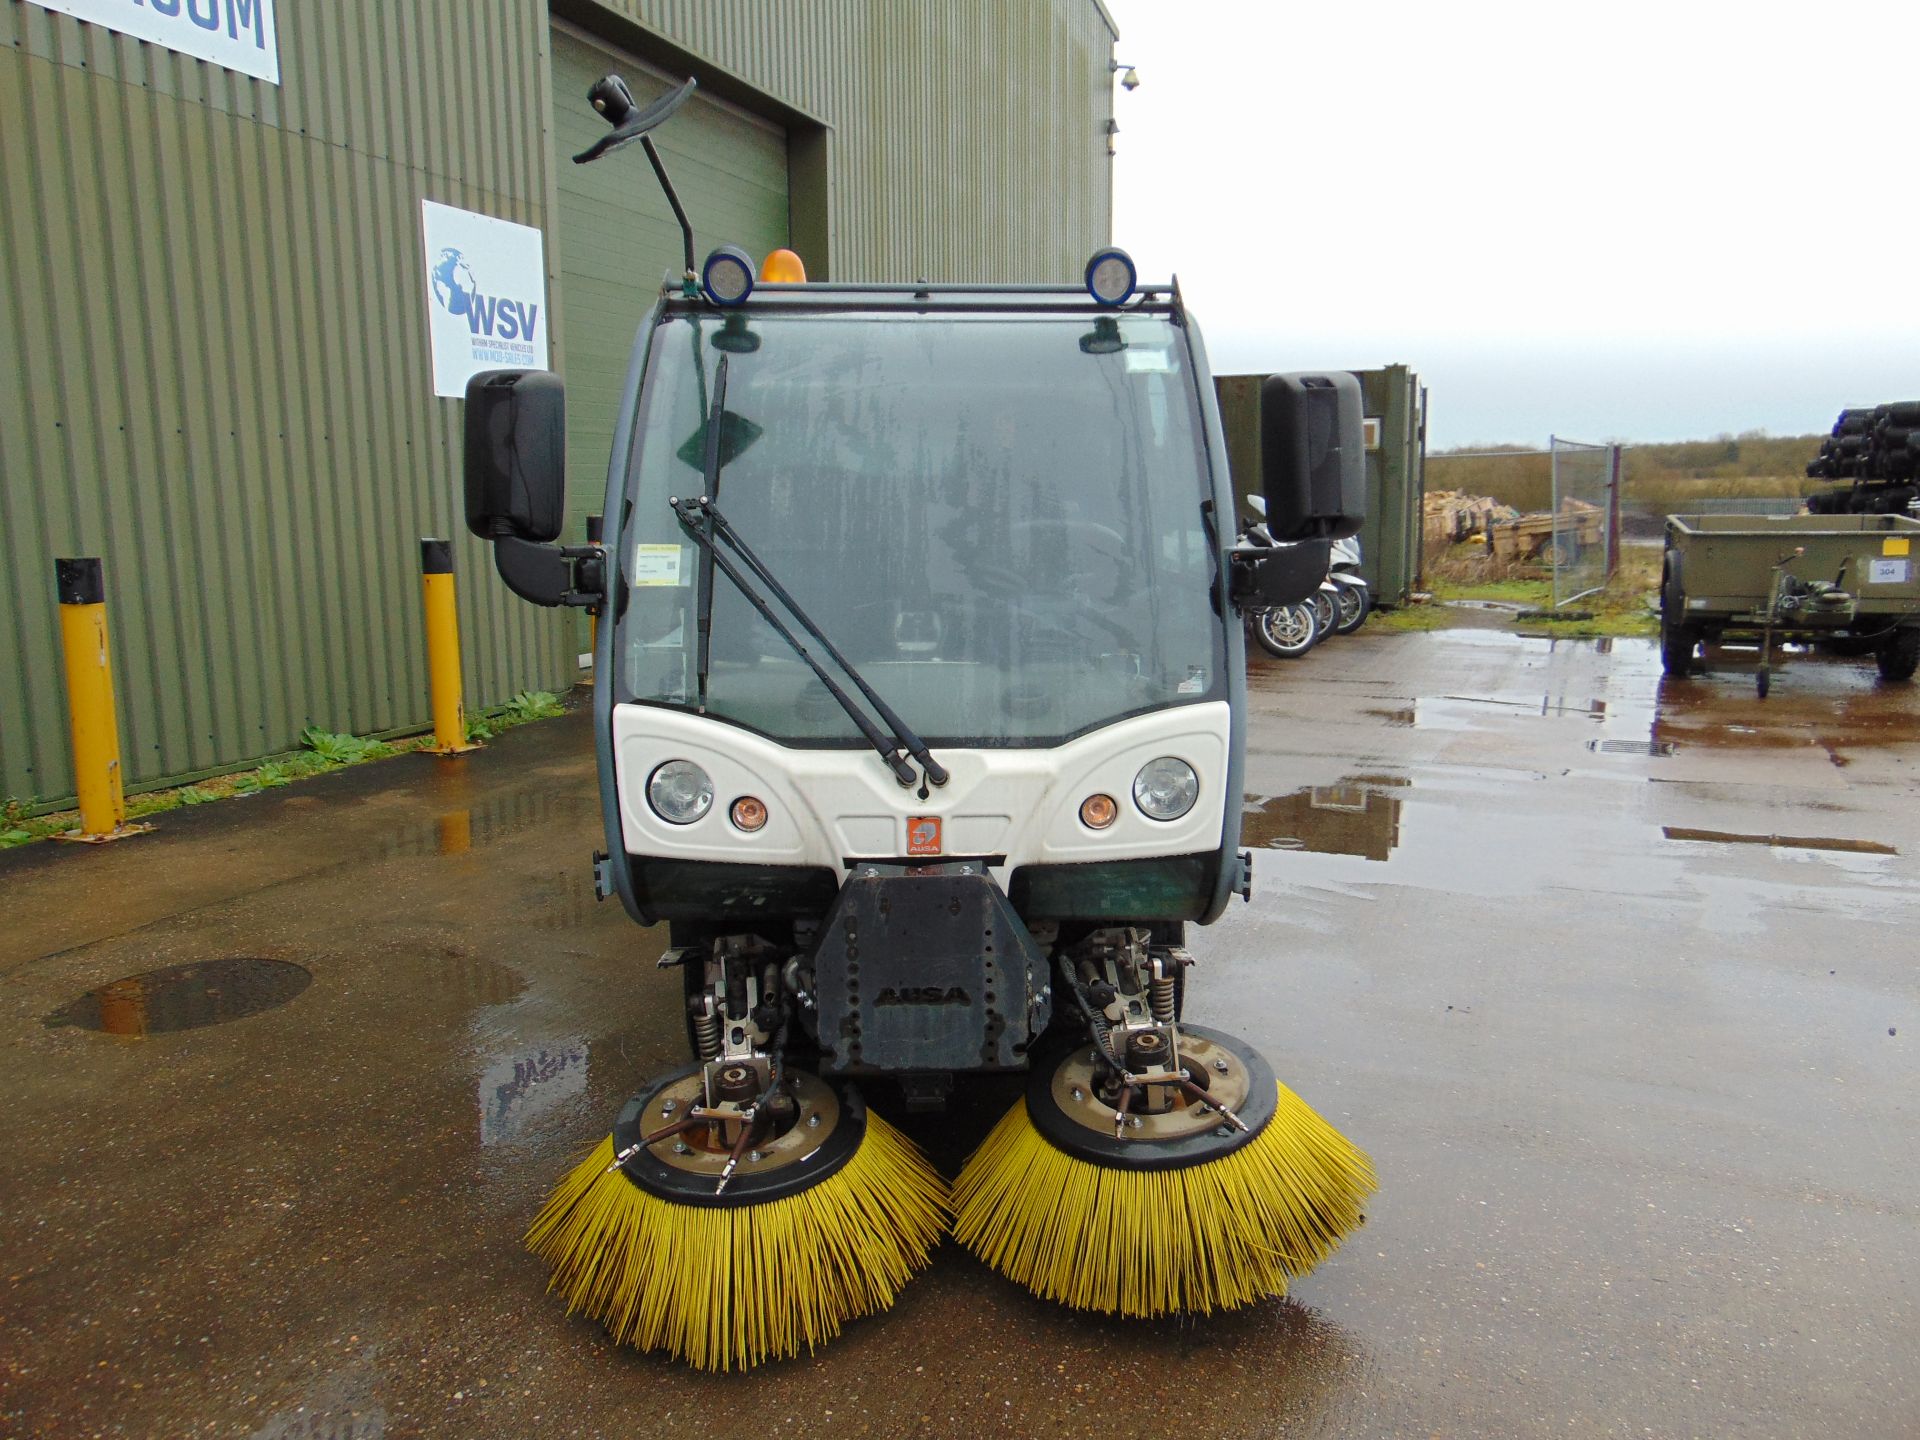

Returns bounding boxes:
[1425,441,1622,605]
[1549,437,1616,607]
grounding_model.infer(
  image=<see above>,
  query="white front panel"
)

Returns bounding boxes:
[612,702,1231,872]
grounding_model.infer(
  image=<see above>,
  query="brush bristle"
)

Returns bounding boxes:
[526,1112,948,1371]
[951,1081,1376,1317]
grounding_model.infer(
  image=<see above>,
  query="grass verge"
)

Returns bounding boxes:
[1378,546,1661,640]
[1,689,568,850]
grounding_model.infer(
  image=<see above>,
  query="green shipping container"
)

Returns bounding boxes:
[1214,365,1427,606]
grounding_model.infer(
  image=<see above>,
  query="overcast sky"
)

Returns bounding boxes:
[1105,0,1917,448]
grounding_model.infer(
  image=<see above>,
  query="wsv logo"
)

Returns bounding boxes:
[430,247,540,342]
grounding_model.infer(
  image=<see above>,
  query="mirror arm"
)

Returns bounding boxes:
[1227,547,1268,610]
[493,537,605,609]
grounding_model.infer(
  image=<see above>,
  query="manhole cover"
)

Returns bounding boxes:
[45,958,312,1037]
[1587,739,1675,756]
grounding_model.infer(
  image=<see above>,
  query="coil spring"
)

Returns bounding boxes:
[1149,972,1176,1024]
[691,1005,721,1061]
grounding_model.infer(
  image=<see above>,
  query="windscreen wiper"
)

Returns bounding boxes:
[670,495,949,790]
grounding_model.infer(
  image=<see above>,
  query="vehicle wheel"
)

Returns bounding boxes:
[1661,552,1684,619]
[1253,601,1318,659]
[1311,588,1337,637]
[1876,629,1920,681]
[1333,582,1370,634]
[1660,616,1699,676]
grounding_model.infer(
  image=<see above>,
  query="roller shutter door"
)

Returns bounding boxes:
[550,24,790,531]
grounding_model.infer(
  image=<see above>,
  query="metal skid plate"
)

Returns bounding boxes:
[812,862,1051,1074]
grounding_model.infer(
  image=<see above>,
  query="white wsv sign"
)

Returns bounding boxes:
[24,0,280,85]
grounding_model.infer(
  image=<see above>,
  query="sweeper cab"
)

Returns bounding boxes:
[461,73,1376,1371]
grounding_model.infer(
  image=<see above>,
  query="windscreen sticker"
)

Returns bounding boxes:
[1867,558,1909,585]
[631,543,684,587]
[1124,345,1175,373]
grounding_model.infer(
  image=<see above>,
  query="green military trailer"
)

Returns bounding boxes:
[1661,512,1920,695]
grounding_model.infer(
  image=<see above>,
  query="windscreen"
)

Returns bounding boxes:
[616,310,1222,746]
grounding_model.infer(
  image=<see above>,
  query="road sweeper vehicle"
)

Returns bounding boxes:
[462,73,1375,1372]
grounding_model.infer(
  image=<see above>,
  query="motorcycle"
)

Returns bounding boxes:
[1240,498,1324,659]
[1326,535,1370,634]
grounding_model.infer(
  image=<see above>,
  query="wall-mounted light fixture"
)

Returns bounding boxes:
[1109,60,1140,91]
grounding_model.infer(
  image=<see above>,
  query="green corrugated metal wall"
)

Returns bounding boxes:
[0,0,1116,806]
[0,1,568,806]
[550,26,790,528]
[593,0,1116,282]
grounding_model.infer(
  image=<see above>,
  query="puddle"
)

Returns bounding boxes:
[1243,778,1406,861]
[418,950,524,1006]
[45,958,312,1036]
[1654,660,1920,759]
[527,868,605,930]
[1441,693,1608,719]
[478,1042,590,1146]
[1663,827,1897,856]
[376,789,591,859]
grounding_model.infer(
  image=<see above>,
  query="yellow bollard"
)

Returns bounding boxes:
[53,557,149,843]
[421,539,479,755]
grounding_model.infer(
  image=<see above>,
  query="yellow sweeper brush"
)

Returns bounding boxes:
[952,1023,1374,1317]
[527,1062,947,1372]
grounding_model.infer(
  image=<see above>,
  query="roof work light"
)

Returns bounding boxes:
[1084,247,1136,307]
[701,245,756,307]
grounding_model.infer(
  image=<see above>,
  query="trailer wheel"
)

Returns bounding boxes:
[1660,617,1700,676]
[1661,553,1684,614]
[1876,629,1920,682]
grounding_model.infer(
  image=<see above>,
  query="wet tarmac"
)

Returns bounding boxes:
[2,630,1917,1437]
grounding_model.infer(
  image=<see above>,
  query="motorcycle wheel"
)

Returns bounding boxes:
[1333,581,1370,634]
[1311,588,1337,637]
[1253,601,1319,659]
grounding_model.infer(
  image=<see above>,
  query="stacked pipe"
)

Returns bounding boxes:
[1806,401,1920,514]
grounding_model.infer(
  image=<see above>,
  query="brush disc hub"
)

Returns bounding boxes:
[1028,1024,1277,1171]
[610,1068,865,1207]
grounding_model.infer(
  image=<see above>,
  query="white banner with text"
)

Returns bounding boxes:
[24,0,280,84]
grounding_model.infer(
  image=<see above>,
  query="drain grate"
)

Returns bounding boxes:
[44,957,312,1037]
[1588,739,1676,756]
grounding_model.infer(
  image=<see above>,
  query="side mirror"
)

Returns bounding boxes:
[464,369,565,543]
[1260,372,1365,541]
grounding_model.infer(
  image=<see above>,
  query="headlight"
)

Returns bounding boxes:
[1132,757,1198,821]
[647,760,714,825]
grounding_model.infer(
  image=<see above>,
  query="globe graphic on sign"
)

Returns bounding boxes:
[430,247,479,318]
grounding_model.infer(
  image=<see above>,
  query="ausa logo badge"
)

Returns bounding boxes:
[906,817,942,857]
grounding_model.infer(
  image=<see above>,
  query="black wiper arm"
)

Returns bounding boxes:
[691,354,729,711]
[670,496,949,789]
[671,498,917,788]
